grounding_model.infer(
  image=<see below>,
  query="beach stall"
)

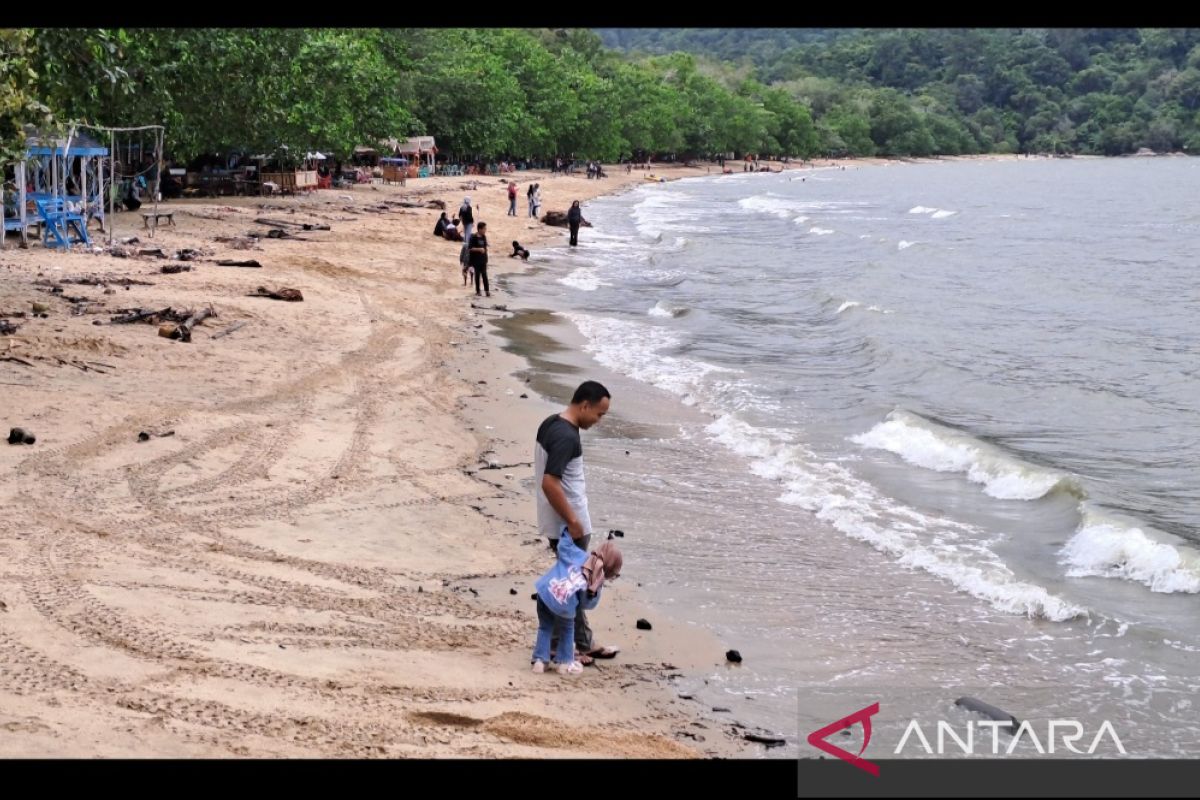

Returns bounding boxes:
[12,126,111,248]
[394,136,436,177]
[261,147,319,195]
[379,156,409,184]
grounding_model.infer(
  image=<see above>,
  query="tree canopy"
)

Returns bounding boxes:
[4,28,1197,163]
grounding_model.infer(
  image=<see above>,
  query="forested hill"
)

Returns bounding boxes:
[597,28,1200,156]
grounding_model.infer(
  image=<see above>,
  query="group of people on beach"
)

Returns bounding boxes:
[431,176,589,298]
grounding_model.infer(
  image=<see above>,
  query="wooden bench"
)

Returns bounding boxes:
[142,211,175,229]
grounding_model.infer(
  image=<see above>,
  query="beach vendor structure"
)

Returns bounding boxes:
[4,126,109,249]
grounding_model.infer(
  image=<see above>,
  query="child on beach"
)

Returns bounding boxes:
[531,532,622,675]
[511,240,530,260]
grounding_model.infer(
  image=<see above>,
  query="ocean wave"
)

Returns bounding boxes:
[1060,510,1200,594]
[564,312,733,405]
[909,206,958,219]
[835,300,893,315]
[809,227,835,236]
[898,240,917,250]
[558,268,603,292]
[706,414,1086,621]
[648,300,688,318]
[850,410,1081,501]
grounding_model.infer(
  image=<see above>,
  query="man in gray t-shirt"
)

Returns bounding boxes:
[534,380,611,659]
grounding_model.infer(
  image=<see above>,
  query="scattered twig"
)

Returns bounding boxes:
[211,320,248,340]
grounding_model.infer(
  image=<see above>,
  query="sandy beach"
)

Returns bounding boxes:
[0,159,804,758]
[1,151,1028,758]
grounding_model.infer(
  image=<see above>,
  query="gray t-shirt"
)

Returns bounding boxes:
[534,413,591,541]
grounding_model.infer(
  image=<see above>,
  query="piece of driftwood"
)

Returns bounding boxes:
[36,275,154,288]
[111,309,171,323]
[161,264,192,274]
[160,306,216,342]
[214,236,260,250]
[263,228,308,240]
[255,217,330,231]
[211,320,248,340]
[248,286,303,302]
[213,259,263,268]
[137,247,168,259]
[743,733,787,747]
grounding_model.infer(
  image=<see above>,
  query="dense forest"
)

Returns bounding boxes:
[3,28,1199,166]
[598,28,1200,157]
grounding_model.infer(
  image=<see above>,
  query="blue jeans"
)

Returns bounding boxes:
[508,197,517,216]
[533,597,574,665]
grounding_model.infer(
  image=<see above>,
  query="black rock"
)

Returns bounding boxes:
[726,649,743,664]
[636,618,652,630]
[138,431,151,442]
[509,588,517,595]
[530,592,538,600]
[8,427,33,445]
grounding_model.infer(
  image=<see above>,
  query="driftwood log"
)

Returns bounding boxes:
[159,306,216,342]
[111,307,172,325]
[161,264,192,274]
[255,217,330,231]
[214,259,263,268]
[248,286,303,302]
[36,275,154,288]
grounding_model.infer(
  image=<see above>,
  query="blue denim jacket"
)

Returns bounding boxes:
[535,532,602,619]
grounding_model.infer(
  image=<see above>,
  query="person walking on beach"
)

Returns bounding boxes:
[468,221,491,297]
[527,182,537,218]
[567,200,583,247]
[534,380,620,665]
[531,534,622,675]
[507,181,518,216]
[532,184,542,219]
[458,196,475,284]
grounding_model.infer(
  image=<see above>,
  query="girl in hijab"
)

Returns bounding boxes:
[531,533,623,675]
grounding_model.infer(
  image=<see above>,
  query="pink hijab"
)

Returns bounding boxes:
[582,542,623,594]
